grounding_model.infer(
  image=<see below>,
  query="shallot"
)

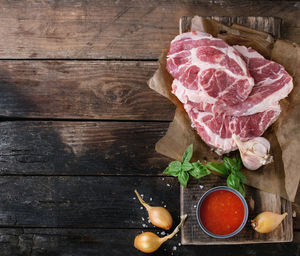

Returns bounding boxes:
[251,211,288,233]
[134,214,187,253]
[134,190,173,230]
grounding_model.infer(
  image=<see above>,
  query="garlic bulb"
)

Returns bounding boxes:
[232,135,273,170]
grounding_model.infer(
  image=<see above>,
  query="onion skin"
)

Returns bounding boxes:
[148,206,173,230]
[134,214,187,253]
[251,212,288,233]
[134,190,173,230]
[134,232,162,253]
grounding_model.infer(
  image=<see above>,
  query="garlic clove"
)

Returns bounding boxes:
[251,212,287,233]
[241,152,264,170]
[232,135,273,170]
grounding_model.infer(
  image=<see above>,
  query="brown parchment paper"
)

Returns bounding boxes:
[148,16,300,202]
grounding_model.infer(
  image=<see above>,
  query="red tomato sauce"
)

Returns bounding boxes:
[200,190,245,235]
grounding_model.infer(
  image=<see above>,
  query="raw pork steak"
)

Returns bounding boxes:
[167,32,293,154]
[184,104,280,154]
[167,31,254,110]
[171,45,293,116]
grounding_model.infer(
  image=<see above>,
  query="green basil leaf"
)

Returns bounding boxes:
[163,167,181,177]
[233,156,242,171]
[238,183,246,197]
[227,173,246,197]
[178,171,189,187]
[226,173,240,190]
[168,161,182,171]
[205,162,229,175]
[182,162,193,172]
[234,170,247,183]
[182,144,193,163]
[189,162,211,179]
[223,156,242,172]
[163,161,182,177]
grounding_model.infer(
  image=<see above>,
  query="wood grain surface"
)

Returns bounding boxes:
[0,228,298,256]
[0,0,299,59]
[0,121,170,175]
[0,61,174,120]
[0,0,299,255]
[180,16,282,37]
[0,176,179,227]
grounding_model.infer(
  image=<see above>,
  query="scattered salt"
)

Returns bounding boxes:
[167,184,170,187]
[193,205,196,208]
[164,205,167,208]
[161,231,166,235]
[199,185,204,189]
[141,194,144,198]
[140,206,143,210]
[133,197,136,200]
[162,178,165,181]
[178,242,181,246]
[172,246,177,251]
[142,224,147,227]
[141,217,145,221]
[148,219,151,223]
[149,197,152,201]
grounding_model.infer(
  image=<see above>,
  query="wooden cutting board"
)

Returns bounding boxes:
[180,16,293,245]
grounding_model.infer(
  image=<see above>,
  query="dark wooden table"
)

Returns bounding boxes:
[0,1,299,255]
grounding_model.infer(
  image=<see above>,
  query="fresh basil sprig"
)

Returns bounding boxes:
[164,144,211,187]
[164,144,247,197]
[206,155,246,197]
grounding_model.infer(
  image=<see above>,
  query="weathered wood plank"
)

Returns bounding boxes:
[0,0,299,59]
[180,16,282,37]
[181,175,293,244]
[0,121,299,229]
[0,121,170,175]
[0,228,299,256]
[0,61,174,120]
[0,176,179,228]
